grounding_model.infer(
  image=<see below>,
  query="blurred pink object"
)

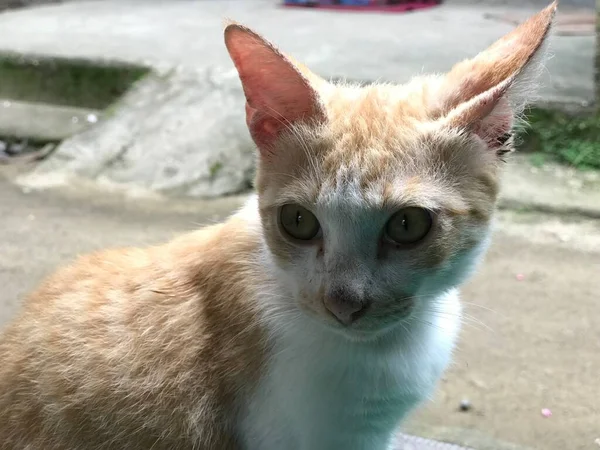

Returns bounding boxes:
[516,273,525,281]
[283,0,442,13]
[541,408,552,417]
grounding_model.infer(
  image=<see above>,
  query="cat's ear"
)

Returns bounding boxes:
[436,2,557,155]
[224,23,326,156]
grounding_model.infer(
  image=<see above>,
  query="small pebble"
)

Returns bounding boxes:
[459,399,471,412]
[594,438,600,447]
[86,113,98,124]
[515,273,525,281]
[2,100,10,108]
[541,408,552,418]
[71,116,79,124]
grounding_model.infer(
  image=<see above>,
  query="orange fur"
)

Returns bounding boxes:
[0,219,267,449]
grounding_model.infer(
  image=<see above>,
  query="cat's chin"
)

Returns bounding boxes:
[315,314,414,343]
[330,327,394,343]
[330,322,413,344]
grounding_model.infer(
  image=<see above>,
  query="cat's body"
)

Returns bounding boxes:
[0,210,264,449]
[0,4,556,449]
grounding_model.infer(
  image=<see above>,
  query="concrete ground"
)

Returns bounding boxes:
[1,166,599,450]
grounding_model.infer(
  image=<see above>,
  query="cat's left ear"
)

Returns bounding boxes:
[436,2,557,155]
[224,23,326,157]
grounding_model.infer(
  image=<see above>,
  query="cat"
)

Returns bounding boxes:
[0,3,556,449]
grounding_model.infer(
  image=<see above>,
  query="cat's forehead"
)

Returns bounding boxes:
[318,80,440,176]
[259,79,500,222]
[309,84,445,204]
[323,80,435,139]
[272,151,472,218]
[315,164,451,212]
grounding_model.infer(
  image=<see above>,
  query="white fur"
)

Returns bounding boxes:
[236,196,464,450]
[240,286,461,450]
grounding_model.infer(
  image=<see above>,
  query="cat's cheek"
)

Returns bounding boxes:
[417,238,491,297]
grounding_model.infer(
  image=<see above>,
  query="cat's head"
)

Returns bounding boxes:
[225,3,556,338]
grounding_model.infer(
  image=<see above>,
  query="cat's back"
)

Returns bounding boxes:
[0,214,267,449]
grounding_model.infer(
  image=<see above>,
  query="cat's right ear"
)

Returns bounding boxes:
[224,23,326,157]
[433,2,556,155]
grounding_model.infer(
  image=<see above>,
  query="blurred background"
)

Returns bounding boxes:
[0,1,598,449]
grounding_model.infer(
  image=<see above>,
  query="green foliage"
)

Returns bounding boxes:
[209,161,223,179]
[519,108,600,170]
[0,54,148,109]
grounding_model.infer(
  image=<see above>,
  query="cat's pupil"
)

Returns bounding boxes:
[296,212,302,227]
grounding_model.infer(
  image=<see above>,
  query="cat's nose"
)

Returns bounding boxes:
[324,288,371,326]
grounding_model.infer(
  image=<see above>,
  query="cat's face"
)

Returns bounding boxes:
[256,83,497,336]
[225,3,555,337]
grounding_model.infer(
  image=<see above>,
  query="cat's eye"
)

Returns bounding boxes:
[279,204,321,241]
[385,207,432,245]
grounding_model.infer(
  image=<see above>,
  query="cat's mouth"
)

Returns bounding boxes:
[319,298,416,340]
[296,289,417,339]
[329,318,413,343]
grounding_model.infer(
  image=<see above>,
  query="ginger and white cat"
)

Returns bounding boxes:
[0,3,556,449]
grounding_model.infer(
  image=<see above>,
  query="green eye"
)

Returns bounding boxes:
[385,207,432,245]
[279,204,321,241]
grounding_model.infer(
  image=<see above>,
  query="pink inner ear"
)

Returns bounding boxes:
[245,103,282,153]
[445,79,514,150]
[225,25,324,155]
[435,2,556,116]
[474,98,514,149]
[432,1,555,152]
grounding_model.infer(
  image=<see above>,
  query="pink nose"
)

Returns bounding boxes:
[324,291,370,326]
